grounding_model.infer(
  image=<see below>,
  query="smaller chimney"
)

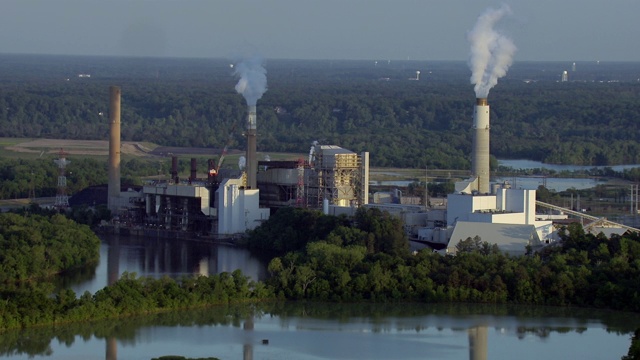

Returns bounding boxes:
[171,156,179,183]
[190,158,197,182]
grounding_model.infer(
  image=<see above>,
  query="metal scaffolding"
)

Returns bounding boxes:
[54,148,70,209]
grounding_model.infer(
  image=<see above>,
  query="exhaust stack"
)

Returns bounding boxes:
[472,98,490,194]
[108,86,121,212]
[246,105,257,189]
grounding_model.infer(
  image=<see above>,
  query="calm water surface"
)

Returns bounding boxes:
[498,159,640,172]
[18,235,638,359]
[57,234,268,294]
[0,303,637,360]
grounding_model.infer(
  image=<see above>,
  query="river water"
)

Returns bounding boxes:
[4,235,637,359]
[371,159,636,192]
[498,159,640,172]
[56,234,269,295]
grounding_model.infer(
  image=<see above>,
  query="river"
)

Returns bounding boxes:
[498,159,640,172]
[1,302,638,360]
[373,159,639,192]
[4,235,636,359]
[56,234,269,295]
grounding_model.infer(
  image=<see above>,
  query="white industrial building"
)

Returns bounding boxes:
[216,177,270,235]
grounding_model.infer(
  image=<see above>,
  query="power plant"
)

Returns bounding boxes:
[98,77,560,254]
[67,9,637,254]
[99,82,370,239]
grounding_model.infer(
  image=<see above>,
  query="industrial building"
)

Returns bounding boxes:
[257,145,369,208]
[103,86,370,239]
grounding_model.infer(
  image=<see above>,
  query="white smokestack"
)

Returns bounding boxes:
[472,98,490,194]
[467,5,516,98]
[234,57,267,190]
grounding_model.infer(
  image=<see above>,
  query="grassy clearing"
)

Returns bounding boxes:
[0,137,31,146]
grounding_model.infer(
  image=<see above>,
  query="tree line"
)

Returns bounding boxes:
[2,56,640,168]
[253,208,640,311]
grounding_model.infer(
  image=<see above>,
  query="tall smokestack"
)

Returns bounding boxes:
[246,105,257,189]
[472,98,490,194]
[233,57,267,190]
[108,86,121,212]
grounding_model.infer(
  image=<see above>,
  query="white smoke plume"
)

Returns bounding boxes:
[467,5,516,98]
[234,57,267,106]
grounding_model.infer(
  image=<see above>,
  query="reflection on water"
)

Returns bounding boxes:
[1,303,638,360]
[61,234,268,295]
[469,326,487,360]
[27,235,640,360]
[51,234,269,360]
[105,337,117,360]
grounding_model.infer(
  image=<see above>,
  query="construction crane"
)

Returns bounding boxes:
[209,123,238,180]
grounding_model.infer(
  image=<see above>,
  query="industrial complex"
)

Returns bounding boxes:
[101,85,370,240]
[91,84,639,256]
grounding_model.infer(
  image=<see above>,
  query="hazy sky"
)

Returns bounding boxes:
[1,0,638,61]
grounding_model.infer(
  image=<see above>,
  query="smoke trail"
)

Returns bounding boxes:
[234,57,267,106]
[467,5,516,98]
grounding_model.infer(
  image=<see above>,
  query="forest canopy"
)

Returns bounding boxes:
[0,55,639,169]
[0,212,100,282]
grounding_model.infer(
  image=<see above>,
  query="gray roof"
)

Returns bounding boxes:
[587,227,627,238]
[319,145,354,156]
[448,221,541,255]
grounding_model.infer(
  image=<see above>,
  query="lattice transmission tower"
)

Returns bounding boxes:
[54,148,71,209]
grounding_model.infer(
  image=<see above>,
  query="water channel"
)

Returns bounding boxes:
[373,160,640,192]
[498,159,640,172]
[3,235,639,359]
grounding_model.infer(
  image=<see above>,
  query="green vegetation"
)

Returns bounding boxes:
[3,203,640,337]
[0,269,272,331]
[0,157,169,200]
[0,212,262,332]
[250,208,640,311]
[0,212,100,283]
[246,207,409,257]
[1,56,640,170]
[623,328,640,360]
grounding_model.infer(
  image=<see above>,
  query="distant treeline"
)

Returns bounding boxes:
[1,56,640,168]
